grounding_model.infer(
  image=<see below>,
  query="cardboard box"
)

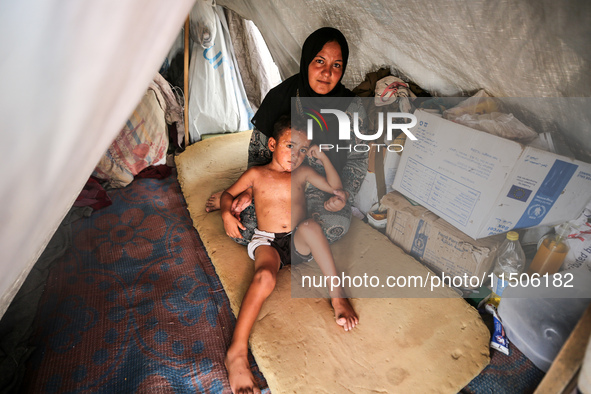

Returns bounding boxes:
[381,191,505,283]
[393,110,591,239]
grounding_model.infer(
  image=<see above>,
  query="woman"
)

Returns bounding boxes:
[206,27,368,245]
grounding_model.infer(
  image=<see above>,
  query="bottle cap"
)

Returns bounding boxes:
[506,231,519,241]
[556,223,572,238]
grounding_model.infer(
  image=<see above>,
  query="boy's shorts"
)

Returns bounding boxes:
[247,228,312,267]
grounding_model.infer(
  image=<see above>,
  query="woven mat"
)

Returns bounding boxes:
[23,171,267,393]
[175,131,491,393]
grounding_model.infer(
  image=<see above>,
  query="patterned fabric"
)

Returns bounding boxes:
[92,88,169,188]
[23,171,268,393]
[240,98,369,244]
[246,129,272,169]
[234,204,257,246]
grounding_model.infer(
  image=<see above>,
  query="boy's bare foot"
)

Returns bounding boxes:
[205,191,222,212]
[225,347,260,394]
[331,298,359,332]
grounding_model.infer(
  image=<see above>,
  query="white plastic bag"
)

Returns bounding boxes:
[559,203,591,272]
[354,172,379,215]
[188,6,253,142]
[190,0,217,48]
[384,145,402,195]
[444,90,538,144]
[448,112,539,143]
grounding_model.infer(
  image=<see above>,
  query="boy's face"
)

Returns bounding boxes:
[270,128,310,172]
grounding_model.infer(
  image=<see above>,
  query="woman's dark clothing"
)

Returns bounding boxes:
[233,27,369,246]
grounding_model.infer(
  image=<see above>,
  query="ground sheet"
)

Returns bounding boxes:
[23,170,268,393]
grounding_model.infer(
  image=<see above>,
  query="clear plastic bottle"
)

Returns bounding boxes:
[489,231,526,306]
[527,223,571,275]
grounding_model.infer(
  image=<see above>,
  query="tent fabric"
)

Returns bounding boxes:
[219,0,591,162]
[224,8,282,112]
[220,0,591,97]
[0,0,194,318]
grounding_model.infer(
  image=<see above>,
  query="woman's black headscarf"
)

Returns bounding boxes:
[251,27,356,172]
[297,27,353,100]
[252,27,354,132]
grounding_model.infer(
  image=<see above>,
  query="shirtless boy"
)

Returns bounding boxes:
[221,115,358,394]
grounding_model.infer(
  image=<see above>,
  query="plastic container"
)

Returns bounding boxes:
[499,297,589,371]
[527,223,571,275]
[490,231,526,305]
[367,210,387,230]
[498,267,591,371]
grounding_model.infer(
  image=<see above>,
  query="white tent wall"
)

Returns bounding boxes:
[220,0,591,96]
[220,0,591,161]
[0,0,194,318]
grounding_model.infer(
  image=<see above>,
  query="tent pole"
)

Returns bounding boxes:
[183,16,190,147]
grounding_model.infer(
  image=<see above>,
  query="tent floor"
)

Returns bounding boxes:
[1,169,544,393]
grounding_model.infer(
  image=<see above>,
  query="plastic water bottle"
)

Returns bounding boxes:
[490,231,526,306]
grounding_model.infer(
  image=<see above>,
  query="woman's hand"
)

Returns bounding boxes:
[324,189,349,212]
[231,188,253,218]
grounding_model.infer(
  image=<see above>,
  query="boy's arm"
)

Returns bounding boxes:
[221,169,256,238]
[304,146,343,193]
